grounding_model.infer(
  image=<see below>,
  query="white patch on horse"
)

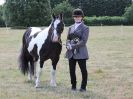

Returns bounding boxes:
[29,27,42,37]
[53,19,60,42]
[28,27,50,55]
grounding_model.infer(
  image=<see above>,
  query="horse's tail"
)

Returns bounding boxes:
[19,45,29,75]
[18,30,30,75]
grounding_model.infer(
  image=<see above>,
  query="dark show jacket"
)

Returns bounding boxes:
[65,22,89,59]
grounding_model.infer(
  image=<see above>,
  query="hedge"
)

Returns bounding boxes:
[1,16,133,27]
[84,16,129,26]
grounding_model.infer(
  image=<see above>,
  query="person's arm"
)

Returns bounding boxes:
[71,26,89,49]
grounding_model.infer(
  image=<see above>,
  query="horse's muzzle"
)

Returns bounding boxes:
[52,36,59,42]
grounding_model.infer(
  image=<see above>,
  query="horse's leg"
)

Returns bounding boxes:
[35,59,44,88]
[34,62,37,79]
[28,62,33,81]
[28,60,37,81]
[27,57,35,81]
[50,58,59,87]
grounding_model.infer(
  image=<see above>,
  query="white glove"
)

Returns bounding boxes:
[66,43,72,50]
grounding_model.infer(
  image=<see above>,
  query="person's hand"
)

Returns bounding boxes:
[66,43,72,50]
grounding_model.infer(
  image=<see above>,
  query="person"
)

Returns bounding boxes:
[65,8,89,92]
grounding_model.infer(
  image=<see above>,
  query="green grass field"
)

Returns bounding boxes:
[0,26,133,99]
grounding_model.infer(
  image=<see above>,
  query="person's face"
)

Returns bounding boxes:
[73,16,83,23]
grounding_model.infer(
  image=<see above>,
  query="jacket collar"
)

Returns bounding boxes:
[71,22,84,33]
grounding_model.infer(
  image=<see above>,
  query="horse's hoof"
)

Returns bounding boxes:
[50,84,57,87]
[35,82,41,88]
[35,84,41,88]
[50,81,57,87]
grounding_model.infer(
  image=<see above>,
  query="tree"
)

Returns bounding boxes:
[52,0,74,25]
[124,3,133,24]
[0,5,5,27]
[68,0,132,16]
[4,0,16,26]
[4,0,51,27]
[23,0,51,26]
[50,0,66,8]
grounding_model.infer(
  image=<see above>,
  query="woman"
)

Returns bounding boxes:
[65,8,89,92]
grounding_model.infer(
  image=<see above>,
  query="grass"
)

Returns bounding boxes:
[0,26,133,99]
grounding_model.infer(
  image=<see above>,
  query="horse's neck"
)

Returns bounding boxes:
[41,24,52,35]
[48,23,52,32]
[48,22,53,28]
[45,24,52,42]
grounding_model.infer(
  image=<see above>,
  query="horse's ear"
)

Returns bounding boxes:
[59,13,63,20]
[52,13,56,19]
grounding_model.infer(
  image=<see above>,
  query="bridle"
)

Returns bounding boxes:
[50,24,63,45]
[50,19,65,46]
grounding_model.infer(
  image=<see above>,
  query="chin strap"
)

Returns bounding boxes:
[75,22,81,23]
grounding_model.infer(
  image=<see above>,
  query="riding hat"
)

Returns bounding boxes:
[72,8,84,17]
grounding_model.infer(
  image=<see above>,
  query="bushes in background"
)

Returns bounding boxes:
[84,16,128,26]
[0,16,5,27]
[0,6,5,27]
[4,0,51,27]
[83,3,133,26]
[52,1,74,26]
[124,3,133,24]
[1,1,133,27]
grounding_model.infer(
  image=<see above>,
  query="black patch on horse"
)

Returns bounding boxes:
[30,44,39,61]
[33,32,39,38]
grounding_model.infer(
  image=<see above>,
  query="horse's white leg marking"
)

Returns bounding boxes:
[34,62,37,80]
[35,68,42,88]
[35,60,42,88]
[28,73,32,81]
[50,66,57,87]
[28,62,32,81]
[28,74,32,81]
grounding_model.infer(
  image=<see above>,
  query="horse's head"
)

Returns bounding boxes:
[50,13,64,42]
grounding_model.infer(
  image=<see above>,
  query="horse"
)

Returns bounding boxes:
[18,14,64,88]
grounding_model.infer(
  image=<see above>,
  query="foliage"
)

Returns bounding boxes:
[0,5,5,27]
[84,16,128,26]
[68,0,132,16]
[4,0,51,27]
[124,3,133,24]
[2,0,133,27]
[52,0,74,26]
[50,0,66,9]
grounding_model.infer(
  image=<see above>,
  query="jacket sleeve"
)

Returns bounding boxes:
[71,26,89,49]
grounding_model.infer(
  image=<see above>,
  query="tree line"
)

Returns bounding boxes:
[0,0,132,27]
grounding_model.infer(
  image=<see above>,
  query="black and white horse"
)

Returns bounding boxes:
[19,14,64,88]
